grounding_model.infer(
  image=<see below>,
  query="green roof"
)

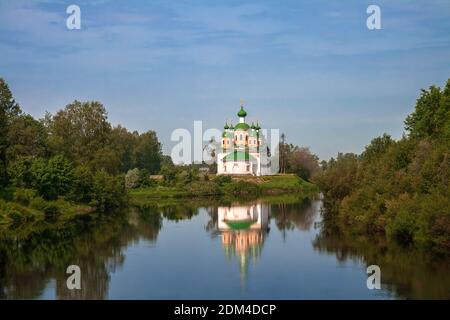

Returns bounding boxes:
[237,106,247,117]
[225,219,254,230]
[234,122,250,130]
[249,129,258,137]
[222,131,234,138]
[224,151,254,162]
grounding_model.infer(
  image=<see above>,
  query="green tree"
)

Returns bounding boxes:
[110,125,138,172]
[405,83,448,139]
[33,155,75,200]
[361,133,394,162]
[287,146,319,181]
[0,78,21,186]
[7,114,49,160]
[46,100,111,166]
[134,130,162,174]
[91,170,127,211]
[125,168,140,189]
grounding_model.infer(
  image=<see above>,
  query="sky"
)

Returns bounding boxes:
[1,0,449,160]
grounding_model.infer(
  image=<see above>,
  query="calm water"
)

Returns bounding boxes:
[0,197,449,299]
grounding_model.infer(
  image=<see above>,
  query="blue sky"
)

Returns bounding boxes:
[1,0,449,160]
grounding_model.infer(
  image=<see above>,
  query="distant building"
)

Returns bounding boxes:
[217,104,272,176]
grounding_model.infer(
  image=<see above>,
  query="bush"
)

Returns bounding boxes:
[12,188,37,206]
[34,155,75,200]
[214,175,232,185]
[0,199,40,223]
[91,170,127,211]
[222,181,260,196]
[69,165,93,203]
[139,169,153,187]
[125,168,141,189]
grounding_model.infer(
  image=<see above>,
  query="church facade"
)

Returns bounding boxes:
[217,104,272,176]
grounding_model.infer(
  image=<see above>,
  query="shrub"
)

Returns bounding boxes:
[139,169,153,187]
[91,170,127,211]
[214,175,232,185]
[69,165,93,203]
[125,168,140,189]
[33,155,75,200]
[12,188,37,206]
[222,181,260,196]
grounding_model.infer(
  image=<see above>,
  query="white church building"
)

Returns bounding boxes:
[217,104,272,176]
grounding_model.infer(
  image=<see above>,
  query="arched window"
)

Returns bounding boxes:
[240,134,243,141]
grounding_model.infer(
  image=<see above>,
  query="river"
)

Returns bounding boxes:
[0,196,448,299]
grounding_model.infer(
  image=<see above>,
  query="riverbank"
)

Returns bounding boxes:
[129,174,318,206]
[0,188,94,227]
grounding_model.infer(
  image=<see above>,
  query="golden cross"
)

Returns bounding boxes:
[240,98,245,106]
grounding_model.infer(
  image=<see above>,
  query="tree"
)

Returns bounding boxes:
[361,133,394,162]
[279,133,288,173]
[33,155,75,200]
[110,125,138,172]
[405,84,448,139]
[7,113,49,160]
[288,146,320,181]
[91,170,126,211]
[125,168,140,189]
[0,78,21,185]
[46,100,111,166]
[134,130,162,174]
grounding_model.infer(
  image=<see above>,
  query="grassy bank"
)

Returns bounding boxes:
[129,174,318,206]
[0,187,94,227]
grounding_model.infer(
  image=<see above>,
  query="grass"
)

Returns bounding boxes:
[129,174,319,206]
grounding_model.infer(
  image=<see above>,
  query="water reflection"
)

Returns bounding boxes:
[217,203,270,281]
[0,197,448,299]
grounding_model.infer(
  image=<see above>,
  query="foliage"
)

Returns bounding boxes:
[33,155,75,200]
[125,168,141,189]
[0,77,164,214]
[314,79,450,252]
[278,138,320,180]
[0,78,21,186]
[90,170,127,211]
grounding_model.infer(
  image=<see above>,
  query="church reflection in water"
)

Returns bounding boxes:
[216,202,270,281]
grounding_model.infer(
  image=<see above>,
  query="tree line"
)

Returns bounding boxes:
[0,78,164,213]
[313,79,450,254]
[278,134,320,181]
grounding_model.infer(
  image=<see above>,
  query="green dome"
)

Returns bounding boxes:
[237,106,247,117]
[255,122,261,130]
[224,123,229,129]
[225,219,254,230]
[234,122,250,130]
[222,131,234,138]
[250,122,256,129]
[229,123,234,129]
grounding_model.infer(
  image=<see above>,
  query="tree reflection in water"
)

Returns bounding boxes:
[1,197,448,299]
[313,210,450,300]
[0,208,162,299]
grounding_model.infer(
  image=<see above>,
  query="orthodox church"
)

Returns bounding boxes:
[217,104,272,176]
